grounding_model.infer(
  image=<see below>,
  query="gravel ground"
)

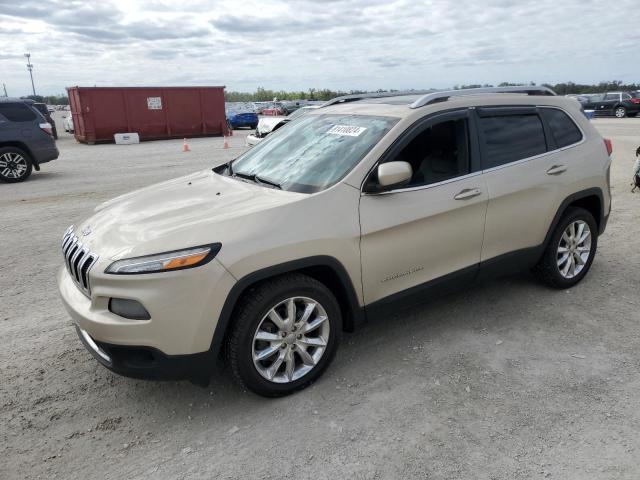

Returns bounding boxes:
[1,113,639,480]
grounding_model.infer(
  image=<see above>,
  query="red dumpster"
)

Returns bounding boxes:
[66,86,229,144]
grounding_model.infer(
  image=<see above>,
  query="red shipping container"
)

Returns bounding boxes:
[66,86,229,144]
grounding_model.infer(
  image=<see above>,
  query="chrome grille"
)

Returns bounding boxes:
[62,226,99,296]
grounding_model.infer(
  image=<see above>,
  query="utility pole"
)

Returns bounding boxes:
[24,53,36,96]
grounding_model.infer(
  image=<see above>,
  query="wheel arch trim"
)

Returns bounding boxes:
[0,141,35,162]
[0,142,37,173]
[209,256,364,357]
[543,187,606,251]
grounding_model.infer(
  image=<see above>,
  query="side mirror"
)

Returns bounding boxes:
[376,161,413,189]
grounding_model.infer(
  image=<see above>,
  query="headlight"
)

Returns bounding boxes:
[105,244,221,274]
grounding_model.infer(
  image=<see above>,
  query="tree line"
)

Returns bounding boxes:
[226,81,640,102]
[13,80,639,105]
[19,94,69,105]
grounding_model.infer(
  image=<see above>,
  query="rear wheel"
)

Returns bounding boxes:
[226,273,341,397]
[614,106,626,118]
[0,147,33,183]
[533,207,598,289]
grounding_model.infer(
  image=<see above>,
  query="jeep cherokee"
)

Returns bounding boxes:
[58,86,612,396]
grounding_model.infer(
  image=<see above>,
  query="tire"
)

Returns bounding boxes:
[226,273,342,397]
[0,146,33,183]
[250,123,258,129]
[533,207,598,289]
[614,106,626,118]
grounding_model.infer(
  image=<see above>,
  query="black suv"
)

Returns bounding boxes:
[581,91,640,118]
[0,98,59,182]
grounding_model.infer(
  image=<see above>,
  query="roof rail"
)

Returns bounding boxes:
[321,90,436,108]
[409,86,556,109]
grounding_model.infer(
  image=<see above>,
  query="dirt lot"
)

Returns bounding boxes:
[1,113,639,479]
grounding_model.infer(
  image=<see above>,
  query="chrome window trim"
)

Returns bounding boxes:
[362,171,483,196]
[360,104,586,195]
[479,105,586,175]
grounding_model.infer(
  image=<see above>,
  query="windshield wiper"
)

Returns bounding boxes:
[254,174,282,189]
[233,171,282,189]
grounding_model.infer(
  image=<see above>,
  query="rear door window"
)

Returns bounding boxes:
[0,102,37,122]
[540,108,583,148]
[479,113,547,169]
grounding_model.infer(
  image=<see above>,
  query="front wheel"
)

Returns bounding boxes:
[0,147,33,183]
[614,106,626,118]
[533,207,598,289]
[226,273,341,397]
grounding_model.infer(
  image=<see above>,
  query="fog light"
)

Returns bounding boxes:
[109,298,150,320]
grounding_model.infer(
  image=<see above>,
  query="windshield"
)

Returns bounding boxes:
[227,114,398,193]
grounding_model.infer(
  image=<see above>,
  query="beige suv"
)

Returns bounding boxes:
[58,87,612,396]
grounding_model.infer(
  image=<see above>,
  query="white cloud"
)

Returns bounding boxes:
[0,0,637,96]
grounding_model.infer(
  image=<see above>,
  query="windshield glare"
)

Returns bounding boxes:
[229,114,398,193]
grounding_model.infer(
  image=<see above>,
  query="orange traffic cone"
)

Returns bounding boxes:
[182,138,190,152]
[223,135,229,149]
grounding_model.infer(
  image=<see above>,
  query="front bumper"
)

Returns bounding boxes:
[58,256,236,357]
[75,325,214,382]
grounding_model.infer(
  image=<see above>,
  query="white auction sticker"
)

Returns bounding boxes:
[327,125,367,137]
[147,96,162,110]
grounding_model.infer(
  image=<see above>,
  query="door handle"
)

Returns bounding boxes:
[546,165,567,175]
[454,188,482,200]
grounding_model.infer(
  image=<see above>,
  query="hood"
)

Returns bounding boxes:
[78,169,304,260]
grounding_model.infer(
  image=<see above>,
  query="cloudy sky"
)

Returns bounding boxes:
[0,0,638,97]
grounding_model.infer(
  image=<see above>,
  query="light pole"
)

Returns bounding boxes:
[24,53,36,96]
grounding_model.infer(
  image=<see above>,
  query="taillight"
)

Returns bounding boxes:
[603,138,613,156]
[39,122,53,136]
[629,98,640,104]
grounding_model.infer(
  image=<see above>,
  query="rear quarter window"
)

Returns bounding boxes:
[540,108,583,148]
[479,114,547,168]
[0,103,37,122]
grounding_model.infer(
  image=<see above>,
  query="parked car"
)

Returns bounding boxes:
[47,105,55,113]
[63,112,74,133]
[226,110,258,129]
[581,91,640,118]
[246,106,319,146]
[30,102,58,139]
[58,87,611,396]
[565,94,591,104]
[0,97,58,182]
[260,102,288,116]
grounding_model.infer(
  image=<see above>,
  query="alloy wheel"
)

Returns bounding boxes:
[0,152,28,180]
[614,107,626,118]
[252,296,330,383]
[557,220,592,279]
